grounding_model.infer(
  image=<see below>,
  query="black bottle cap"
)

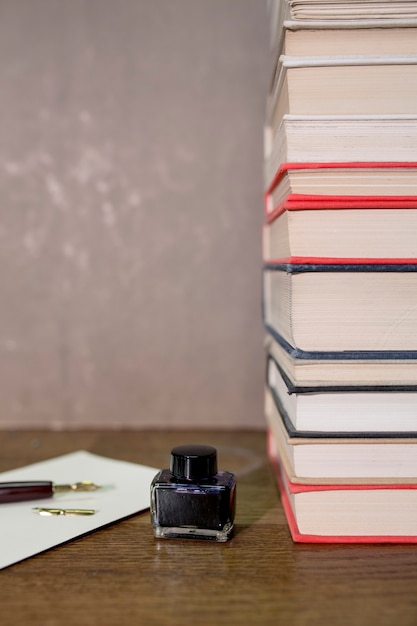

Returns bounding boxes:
[170,444,218,480]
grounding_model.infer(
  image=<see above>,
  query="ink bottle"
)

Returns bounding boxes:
[150,444,236,542]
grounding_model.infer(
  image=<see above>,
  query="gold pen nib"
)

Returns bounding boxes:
[52,481,101,493]
[33,507,96,516]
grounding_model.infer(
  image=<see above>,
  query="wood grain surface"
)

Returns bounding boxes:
[1,429,417,625]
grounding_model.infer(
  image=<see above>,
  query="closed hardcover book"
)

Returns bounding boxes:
[264,116,417,189]
[265,332,417,387]
[267,55,417,139]
[263,262,417,355]
[267,0,417,57]
[282,22,417,56]
[268,430,417,543]
[266,353,417,433]
[263,194,417,264]
[264,162,417,216]
[264,385,417,483]
[286,1,417,21]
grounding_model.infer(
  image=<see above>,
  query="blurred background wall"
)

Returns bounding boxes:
[0,0,269,429]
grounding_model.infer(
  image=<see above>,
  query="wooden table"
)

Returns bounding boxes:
[1,429,417,625]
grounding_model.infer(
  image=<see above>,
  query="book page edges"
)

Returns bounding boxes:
[284,19,417,31]
[267,431,417,543]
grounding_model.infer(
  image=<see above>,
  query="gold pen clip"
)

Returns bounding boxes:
[33,507,96,516]
[52,481,101,493]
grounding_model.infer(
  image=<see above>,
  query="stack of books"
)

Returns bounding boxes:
[263,0,417,543]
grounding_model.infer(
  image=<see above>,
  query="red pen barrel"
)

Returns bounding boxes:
[0,481,54,503]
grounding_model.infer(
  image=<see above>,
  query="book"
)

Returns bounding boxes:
[267,0,417,53]
[264,385,417,482]
[268,430,417,543]
[266,332,417,387]
[267,353,417,433]
[268,22,417,100]
[285,1,417,22]
[282,23,417,57]
[264,0,417,544]
[263,262,417,354]
[263,195,417,263]
[267,55,417,139]
[264,163,417,216]
[263,116,417,188]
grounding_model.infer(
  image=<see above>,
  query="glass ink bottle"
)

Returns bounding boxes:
[150,444,236,542]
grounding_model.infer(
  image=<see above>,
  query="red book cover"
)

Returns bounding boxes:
[263,254,417,265]
[267,430,417,544]
[264,161,417,216]
[263,164,417,264]
[265,194,417,223]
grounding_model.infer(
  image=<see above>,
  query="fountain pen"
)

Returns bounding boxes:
[0,480,101,504]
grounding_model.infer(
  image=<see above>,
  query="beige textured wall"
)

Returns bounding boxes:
[0,0,269,429]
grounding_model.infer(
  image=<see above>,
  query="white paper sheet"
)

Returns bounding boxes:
[0,450,159,570]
